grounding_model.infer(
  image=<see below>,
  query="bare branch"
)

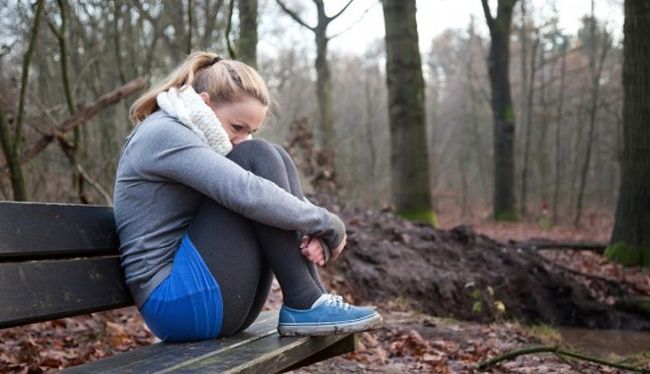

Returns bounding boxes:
[74,162,113,205]
[329,0,378,40]
[226,0,237,59]
[328,0,355,22]
[276,0,315,32]
[13,0,45,153]
[480,0,494,31]
[0,78,146,171]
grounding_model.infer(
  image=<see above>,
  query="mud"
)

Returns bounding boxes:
[314,197,650,331]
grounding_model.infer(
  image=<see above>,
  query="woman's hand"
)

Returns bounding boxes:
[300,234,347,266]
[300,235,326,266]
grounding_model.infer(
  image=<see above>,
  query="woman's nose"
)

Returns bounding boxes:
[231,136,246,146]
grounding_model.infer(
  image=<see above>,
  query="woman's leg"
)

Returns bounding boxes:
[235,143,328,332]
[187,198,270,336]
[187,139,324,336]
[271,143,326,293]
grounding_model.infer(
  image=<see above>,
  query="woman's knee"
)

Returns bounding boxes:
[228,139,275,163]
[271,143,291,160]
[228,139,285,173]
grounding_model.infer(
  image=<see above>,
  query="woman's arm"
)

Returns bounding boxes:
[127,118,345,249]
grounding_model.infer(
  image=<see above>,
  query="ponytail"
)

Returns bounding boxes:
[129,51,270,124]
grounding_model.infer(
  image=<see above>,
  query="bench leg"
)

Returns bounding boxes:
[281,334,359,372]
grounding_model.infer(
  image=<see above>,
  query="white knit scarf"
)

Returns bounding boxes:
[156,86,233,155]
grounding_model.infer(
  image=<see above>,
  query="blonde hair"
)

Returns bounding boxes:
[130,51,270,123]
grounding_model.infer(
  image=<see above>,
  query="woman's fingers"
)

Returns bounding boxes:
[300,234,345,265]
[300,235,310,249]
[300,237,325,265]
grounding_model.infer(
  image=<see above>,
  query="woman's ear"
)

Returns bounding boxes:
[198,92,211,105]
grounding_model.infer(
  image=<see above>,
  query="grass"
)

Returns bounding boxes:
[524,323,563,345]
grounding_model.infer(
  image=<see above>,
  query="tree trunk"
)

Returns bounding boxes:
[112,1,127,84]
[238,0,258,68]
[0,0,45,201]
[0,106,26,201]
[467,21,490,204]
[275,0,354,153]
[607,0,650,267]
[538,47,550,211]
[520,33,539,218]
[382,0,433,223]
[314,23,334,151]
[574,3,610,227]
[482,0,519,220]
[552,40,568,224]
[53,0,88,203]
[363,70,377,199]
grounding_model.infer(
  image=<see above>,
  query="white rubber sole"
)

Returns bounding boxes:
[277,311,383,337]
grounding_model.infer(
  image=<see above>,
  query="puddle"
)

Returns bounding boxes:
[558,326,650,357]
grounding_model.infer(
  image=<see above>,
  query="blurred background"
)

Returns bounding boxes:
[0,0,627,229]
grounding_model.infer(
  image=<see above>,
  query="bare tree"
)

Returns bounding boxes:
[552,36,568,225]
[238,0,258,68]
[382,0,433,223]
[519,27,539,217]
[607,0,650,267]
[574,0,611,226]
[0,0,45,201]
[275,0,355,152]
[481,0,519,220]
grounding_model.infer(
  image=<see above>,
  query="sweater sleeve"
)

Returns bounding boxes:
[127,119,345,249]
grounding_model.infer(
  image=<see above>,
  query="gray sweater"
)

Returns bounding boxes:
[113,111,345,307]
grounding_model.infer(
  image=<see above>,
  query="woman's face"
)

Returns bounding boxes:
[201,93,267,146]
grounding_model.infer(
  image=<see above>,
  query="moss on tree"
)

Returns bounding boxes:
[604,241,650,267]
[397,209,437,227]
[495,210,518,222]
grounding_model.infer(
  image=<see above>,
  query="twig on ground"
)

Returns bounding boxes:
[476,345,650,373]
[554,351,589,374]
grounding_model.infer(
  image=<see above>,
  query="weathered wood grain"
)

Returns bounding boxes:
[179,332,350,373]
[0,256,132,328]
[0,202,118,260]
[62,312,279,373]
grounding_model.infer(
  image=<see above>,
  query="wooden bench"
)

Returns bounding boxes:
[0,201,357,372]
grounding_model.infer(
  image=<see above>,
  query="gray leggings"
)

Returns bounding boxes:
[187,139,325,337]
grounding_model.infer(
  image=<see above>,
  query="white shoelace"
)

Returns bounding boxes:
[323,293,350,310]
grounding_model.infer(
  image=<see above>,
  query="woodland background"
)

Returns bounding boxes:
[0,0,626,228]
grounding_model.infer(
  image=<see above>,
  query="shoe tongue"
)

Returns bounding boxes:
[310,293,330,309]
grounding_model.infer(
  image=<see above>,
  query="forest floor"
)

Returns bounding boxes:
[1,207,650,373]
[295,208,650,373]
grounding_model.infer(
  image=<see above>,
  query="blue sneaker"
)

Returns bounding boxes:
[278,293,383,336]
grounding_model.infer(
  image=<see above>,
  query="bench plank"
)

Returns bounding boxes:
[0,257,132,328]
[62,312,355,374]
[180,331,350,373]
[62,312,278,373]
[0,202,118,259]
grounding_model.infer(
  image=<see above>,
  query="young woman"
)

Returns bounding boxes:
[113,52,382,342]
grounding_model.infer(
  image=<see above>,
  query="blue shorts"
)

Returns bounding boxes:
[140,233,224,342]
